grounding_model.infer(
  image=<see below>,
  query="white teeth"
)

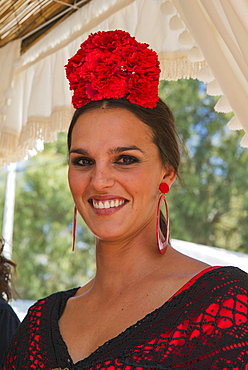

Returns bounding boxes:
[92,199,125,209]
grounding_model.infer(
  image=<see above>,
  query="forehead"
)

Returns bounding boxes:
[70,107,154,147]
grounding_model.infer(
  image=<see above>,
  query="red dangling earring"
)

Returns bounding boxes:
[72,205,77,252]
[156,183,170,254]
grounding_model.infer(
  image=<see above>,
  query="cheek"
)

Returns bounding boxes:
[68,168,74,192]
[127,170,158,196]
[68,168,83,197]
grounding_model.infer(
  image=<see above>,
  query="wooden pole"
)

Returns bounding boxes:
[2,163,16,259]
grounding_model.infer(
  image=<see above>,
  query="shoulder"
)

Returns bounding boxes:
[27,286,80,317]
[186,266,248,313]
[192,267,248,332]
[2,287,80,367]
[168,266,248,333]
[173,266,248,304]
[0,301,20,332]
[0,300,20,323]
[211,266,248,301]
[191,265,247,286]
[0,300,14,312]
[202,266,248,287]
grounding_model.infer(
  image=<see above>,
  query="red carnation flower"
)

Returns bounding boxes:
[65,30,160,109]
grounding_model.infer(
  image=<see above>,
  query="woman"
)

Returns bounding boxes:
[0,237,20,366]
[3,30,248,369]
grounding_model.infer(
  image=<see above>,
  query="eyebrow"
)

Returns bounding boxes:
[69,148,89,155]
[108,146,145,155]
[69,146,145,155]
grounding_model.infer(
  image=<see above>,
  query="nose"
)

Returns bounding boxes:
[90,163,115,191]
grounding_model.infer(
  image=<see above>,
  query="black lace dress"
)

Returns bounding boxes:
[0,301,20,365]
[2,266,248,369]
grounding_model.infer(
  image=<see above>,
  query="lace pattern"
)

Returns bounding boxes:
[2,267,248,369]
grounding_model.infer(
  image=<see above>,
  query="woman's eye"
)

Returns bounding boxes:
[116,155,139,165]
[72,157,94,166]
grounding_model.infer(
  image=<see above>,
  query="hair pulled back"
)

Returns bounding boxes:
[67,98,180,174]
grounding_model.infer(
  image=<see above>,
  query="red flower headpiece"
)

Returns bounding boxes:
[65,30,160,109]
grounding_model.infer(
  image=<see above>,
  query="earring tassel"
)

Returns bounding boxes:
[72,206,77,252]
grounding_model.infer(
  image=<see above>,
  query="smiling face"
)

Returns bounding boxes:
[68,107,173,244]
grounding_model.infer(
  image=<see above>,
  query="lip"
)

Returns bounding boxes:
[89,194,127,201]
[88,195,128,215]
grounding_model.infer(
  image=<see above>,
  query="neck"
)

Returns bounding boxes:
[91,233,166,294]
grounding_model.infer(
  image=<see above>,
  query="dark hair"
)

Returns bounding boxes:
[67,98,180,173]
[0,237,16,302]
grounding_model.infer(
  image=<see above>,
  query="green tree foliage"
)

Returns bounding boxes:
[159,79,248,253]
[12,134,95,300]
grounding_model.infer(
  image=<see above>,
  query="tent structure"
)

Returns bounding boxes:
[0,0,248,166]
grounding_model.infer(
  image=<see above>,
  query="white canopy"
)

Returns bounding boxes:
[0,0,247,165]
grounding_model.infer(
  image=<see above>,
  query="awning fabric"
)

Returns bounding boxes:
[0,0,247,165]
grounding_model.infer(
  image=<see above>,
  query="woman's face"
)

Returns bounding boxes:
[68,107,173,243]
